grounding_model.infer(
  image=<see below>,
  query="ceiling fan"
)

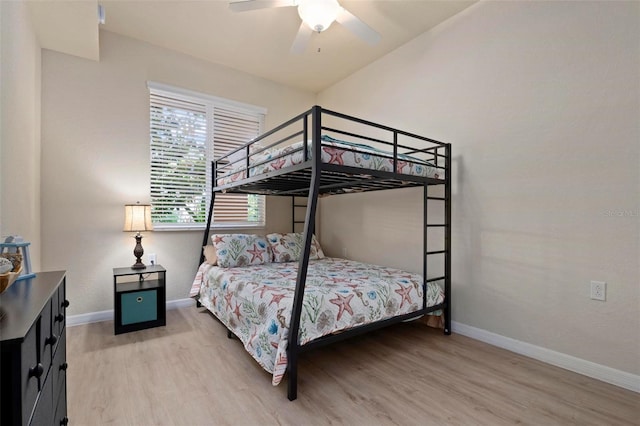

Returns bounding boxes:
[229,0,381,54]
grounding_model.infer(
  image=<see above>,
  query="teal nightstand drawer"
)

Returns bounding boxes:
[121,290,157,325]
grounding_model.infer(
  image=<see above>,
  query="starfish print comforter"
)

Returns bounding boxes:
[217,135,443,186]
[190,257,444,386]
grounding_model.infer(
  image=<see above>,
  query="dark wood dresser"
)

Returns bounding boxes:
[0,271,68,426]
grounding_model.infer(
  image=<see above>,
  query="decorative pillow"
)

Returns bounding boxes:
[211,234,269,267]
[266,233,325,263]
[202,245,217,265]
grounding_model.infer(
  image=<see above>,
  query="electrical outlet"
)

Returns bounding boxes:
[148,253,157,266]
[590,281,606,301]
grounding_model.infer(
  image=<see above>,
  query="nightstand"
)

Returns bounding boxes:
[113,265,166,335]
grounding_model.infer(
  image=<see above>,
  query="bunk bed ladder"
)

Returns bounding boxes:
[291,196,307,233]
[444,143,451,335]
[424,144,452,335]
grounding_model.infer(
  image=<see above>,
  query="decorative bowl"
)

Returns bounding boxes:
[0,253,23,293]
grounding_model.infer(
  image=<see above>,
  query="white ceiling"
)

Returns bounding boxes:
[29,0,476,93]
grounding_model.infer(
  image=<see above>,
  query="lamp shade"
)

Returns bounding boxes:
[298,0,340,32]
[123,203,153,232]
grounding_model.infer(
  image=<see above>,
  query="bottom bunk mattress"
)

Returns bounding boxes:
[190,257,445,386]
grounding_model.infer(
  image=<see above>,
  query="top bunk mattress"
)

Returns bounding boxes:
[217,135,443,187]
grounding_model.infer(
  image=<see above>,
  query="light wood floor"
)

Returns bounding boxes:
[67,307,638,425]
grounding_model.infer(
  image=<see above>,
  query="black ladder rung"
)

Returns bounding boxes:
[427,196,446,201]
[426,224,446,227]
[426,250,447,256]
[293,204,307,207]
[426,276,446,283]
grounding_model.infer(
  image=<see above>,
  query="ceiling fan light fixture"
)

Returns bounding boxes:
[297,0,340,32]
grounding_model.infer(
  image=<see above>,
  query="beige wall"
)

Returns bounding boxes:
[40,30,315,315]
[0,0,42,270]
[318,1,639,374]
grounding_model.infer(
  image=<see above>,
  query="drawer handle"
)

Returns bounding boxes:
[136,296,143,303]
[62,299,70,308]
[60,362,68,371]
[45,334,58,346]
[29,363,44,379]
[61,416,69,425]
[55,313,65,323]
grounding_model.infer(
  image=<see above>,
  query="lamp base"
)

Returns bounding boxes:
[131,261,146,270]
[132,233,146,270]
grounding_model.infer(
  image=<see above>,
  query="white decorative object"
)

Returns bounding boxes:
[1,237,35,281]
[0,258,12,274]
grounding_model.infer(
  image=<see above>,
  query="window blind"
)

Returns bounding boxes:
[149,84,265,229]
[212,106,265,226]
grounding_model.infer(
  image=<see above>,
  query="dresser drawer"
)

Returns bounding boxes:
[53,279,68,338]
[51,283,60,337]
[20,322,40,424]
[52,330,67,400]
[121,289,158,325]
[29,369,53,426]
[40,299,54,375]
[53,382,68,426]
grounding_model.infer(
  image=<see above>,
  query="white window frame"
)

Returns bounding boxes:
[148,81,267,231]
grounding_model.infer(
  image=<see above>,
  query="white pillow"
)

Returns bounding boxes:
[227,142,265,165]
[227,149,246,165]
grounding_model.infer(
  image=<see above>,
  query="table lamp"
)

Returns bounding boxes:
[123,202,153,269]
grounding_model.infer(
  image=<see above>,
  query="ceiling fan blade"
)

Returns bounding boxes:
[335,7,381,46]
[290,22,313,54]
[229,0,295,13]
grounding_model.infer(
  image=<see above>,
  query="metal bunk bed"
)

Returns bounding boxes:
[198,105,451,401]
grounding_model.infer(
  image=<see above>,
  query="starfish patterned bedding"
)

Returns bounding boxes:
[190,257,445,386]
[218,135,443,186]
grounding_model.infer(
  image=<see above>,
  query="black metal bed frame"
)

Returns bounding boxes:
[199,105,451,401]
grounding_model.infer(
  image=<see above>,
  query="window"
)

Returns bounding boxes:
[148,82,266,230]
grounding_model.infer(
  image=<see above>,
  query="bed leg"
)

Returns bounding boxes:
[227,330,233,339]
[444,302,452,335]
[196,300,202,308]
[287,353,298,401]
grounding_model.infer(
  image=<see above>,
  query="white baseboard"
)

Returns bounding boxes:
[66,297,195,327]
[167,297,195,310]
[452,321,640,393]
[67,308,112,326]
